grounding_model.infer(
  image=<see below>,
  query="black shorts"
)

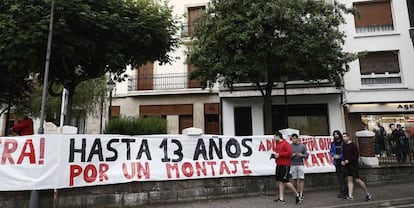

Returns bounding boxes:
[344,163,360,179]
[275,165,291,182]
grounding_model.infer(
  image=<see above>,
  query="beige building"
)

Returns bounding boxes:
[84,0,220,135]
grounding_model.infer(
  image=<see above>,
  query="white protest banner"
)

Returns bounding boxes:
[0,134,334,191]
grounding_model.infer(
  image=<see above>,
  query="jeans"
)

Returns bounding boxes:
[335,164,347,195]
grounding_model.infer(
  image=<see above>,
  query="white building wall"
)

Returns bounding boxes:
[82,0,218,134]
[114,0,211,97]
[222,94,345,136]
[340,0,414,103]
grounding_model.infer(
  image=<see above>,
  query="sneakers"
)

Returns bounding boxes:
[366,193,372,201]
[296,195,303,204]
[273,199,286,203]
[300,194,304,200]
[345,196,354,200]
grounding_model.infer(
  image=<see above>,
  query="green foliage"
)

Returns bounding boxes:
[1,0,179,121]
[187,0,357,133]
[27,76,107,126]
[104,116,167,135]
[188,0,357,88]
[0,70,34,113]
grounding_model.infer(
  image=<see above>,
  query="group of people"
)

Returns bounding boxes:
[270,130,372,205]
[388,123,410,163]
[374,122,410,163]
[330,130,371,201]
[270,132,308,204]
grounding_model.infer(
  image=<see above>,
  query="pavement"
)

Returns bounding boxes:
[140,181,414,208]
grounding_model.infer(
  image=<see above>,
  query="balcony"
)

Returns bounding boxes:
[361,73,402,86]
[181,22,190,37]
[128,73,201,91]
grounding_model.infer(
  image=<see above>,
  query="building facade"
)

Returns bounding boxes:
[84,0,220,135]
[84,0,413,138]
[340,0,414,137]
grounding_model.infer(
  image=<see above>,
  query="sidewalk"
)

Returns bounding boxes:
[140,181,414,208]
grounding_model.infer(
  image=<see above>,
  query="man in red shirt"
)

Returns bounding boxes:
[270,131,302,204]
[11,115,34,136]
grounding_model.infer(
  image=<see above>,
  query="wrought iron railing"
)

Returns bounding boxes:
[128,73,201,91]
[352,136,414,167]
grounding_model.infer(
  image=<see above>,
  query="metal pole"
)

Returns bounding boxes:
[108,90,113,120]
[38,0,55,135]
[31,1,55,208]
[284,81,288,128]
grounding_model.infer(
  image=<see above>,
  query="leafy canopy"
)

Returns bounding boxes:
[27,76,107,126]
[1,0,179,122]
[188,0,356,88]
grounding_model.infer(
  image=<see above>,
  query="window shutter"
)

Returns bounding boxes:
[354,1,393,27]
[137,62,154,90]
[359,51,400,75]
[188,6,205,36]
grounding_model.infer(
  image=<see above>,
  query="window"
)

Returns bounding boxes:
[185,6,205,37]
[204,103,220,134]
[272,104,329,136]
[234,107,252,136]
[354,0,394,33]
[359,51,401,85]
[407,0,414,27]
[110,106,120,119]
[136,62,154,90]
[179,115,193,134]
[187,64,201,88]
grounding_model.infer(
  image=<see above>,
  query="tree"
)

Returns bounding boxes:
[0,69,34,115]
[0,0,45,117]
[0,68,34,135]
[188,0,357,134]
[0,0,179,124]
[27,76,107,127]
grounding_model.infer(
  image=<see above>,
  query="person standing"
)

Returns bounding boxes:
[329,130,347,198]
[341,132,372,201]
[373,122,386,157]
[290,133,308,200]
[388,124,397,156]
[270,132,302,204]
[11,115,34,136]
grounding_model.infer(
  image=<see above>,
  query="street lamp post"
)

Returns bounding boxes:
[107,78,116,120]
[31,1,55,208]
[280,75,289,129]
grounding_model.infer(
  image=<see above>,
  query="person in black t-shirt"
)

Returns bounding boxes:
[341,132,372,201]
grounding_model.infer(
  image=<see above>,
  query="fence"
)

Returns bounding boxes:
[352,136,414,167]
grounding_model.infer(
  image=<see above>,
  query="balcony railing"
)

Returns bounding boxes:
[181,22,198,37]
[356,24,394,33]
[128,73,201,91]
[361,73,402,85]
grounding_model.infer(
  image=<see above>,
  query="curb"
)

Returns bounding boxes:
[320,197,414,208]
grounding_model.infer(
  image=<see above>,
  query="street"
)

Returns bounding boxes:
[139,182,414,208]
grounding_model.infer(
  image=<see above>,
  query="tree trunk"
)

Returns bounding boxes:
[263,91,273,135]
[4,95,12,136]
